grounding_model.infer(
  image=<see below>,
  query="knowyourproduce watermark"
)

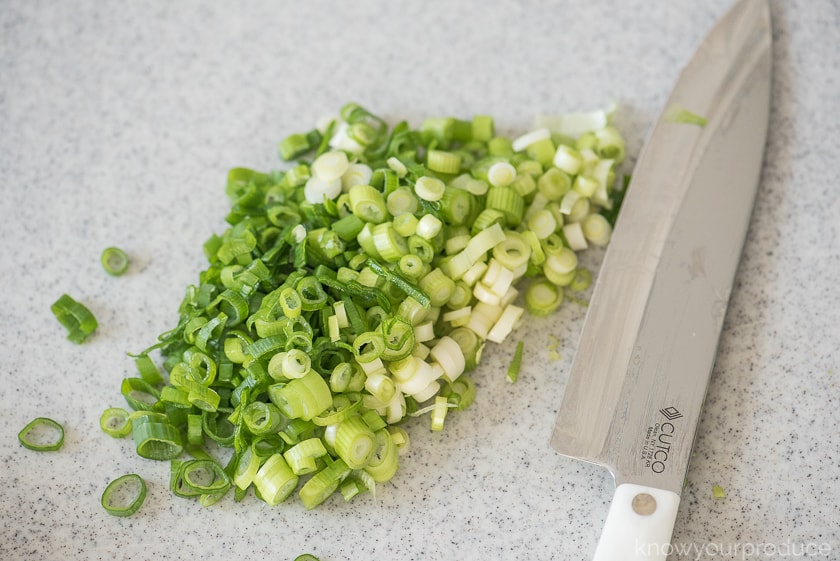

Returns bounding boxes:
[636,539,832,560]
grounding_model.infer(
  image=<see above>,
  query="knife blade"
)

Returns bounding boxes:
[549,0,772,558]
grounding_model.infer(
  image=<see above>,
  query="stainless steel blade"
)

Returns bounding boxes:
[551,0,772,498]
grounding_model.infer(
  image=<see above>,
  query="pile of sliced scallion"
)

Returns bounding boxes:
[108,102,626,510]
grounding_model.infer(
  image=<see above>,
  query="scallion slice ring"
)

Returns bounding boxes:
[18,417,64,451]
[101,246,130,276]
[101,474,147,517]
[100,407,132,438]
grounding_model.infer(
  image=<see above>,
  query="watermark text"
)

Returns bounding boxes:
[636,539,832,560]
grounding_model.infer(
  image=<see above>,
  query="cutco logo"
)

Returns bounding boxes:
[659,406,683,421]
[640,407,681,474]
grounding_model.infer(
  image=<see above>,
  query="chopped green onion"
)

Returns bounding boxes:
[568,268,592,292]
[471,115,494,141]
[132,418,183,460]
[233,444,261,490]
[430,396,449,431]
[486,304,524,343]
[352,331,386,363]
[178,459,231,496]
[364,428,399,482]
[372,222,408,263]
[100,408,132,438]
[299,458,351,510]
[134,354,164,385]
[439,187,475,226]
[527,137,556,166]
[51,293,97,344]
[525,279,564,316]
[666,104,708,127]
[415,214,443,240]
[187,414,203,445]
[284,437,328,475]
[487,162,517,188]
[279,132,316,161]
[506,341,524,383]
[311,150,349,181]
[334,416,376,469]
[269,371,332,421]
[386,187,419,217]
[553,144,583,175]
[101,246,130,276]
[348,184,388,223]
[448,327,484,372]
[712,484,727,499]
[254,454,299,506]
[242,401,285,435]
[101,474,147,517]
[18,417,64,451]
[427,150,462,174]
[536,102,616,138]
[419,268,455,307]
[512,128,551,152]
[115,103,628,510]
[582,213,613,246]
[414,176,445,202]
[121,377,160,411]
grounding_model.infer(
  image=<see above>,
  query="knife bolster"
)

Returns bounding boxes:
[592,483,680,561]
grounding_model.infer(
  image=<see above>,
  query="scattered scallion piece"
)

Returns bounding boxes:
[18,417,65,451]
[665,104,708,127]
[506,341,524,383]
[110,102,627,509]
[101,246,130,276]
[100,408,132,438]
[101,474,147,516]
[712,484,726,499]
[51,294,97,344]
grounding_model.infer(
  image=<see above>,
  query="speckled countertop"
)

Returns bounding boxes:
[2,1,838,560]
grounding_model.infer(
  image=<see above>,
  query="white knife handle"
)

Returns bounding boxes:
[593,483,680,561]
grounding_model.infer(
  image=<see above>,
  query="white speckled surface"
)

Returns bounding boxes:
[2,1,839,559]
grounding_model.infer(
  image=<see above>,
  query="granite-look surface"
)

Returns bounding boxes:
[1,1,838,560]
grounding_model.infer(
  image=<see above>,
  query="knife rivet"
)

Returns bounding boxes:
[632,493,657,516]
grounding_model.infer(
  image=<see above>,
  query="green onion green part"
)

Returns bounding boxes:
[100,408,132,438]
[101,246,130,276]
[506,341,524,384]
[665,104,709,127]
[51,293,97,344]
[18,417,65,451]
[101,474,147,517]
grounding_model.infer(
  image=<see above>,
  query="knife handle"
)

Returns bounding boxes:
[592,483,680,561]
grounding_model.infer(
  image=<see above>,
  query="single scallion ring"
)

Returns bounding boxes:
[101,246,129,276]
[18,417,65,451]
[101,474,147,517]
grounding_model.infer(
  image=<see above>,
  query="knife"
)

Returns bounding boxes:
[549,0,772,558]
